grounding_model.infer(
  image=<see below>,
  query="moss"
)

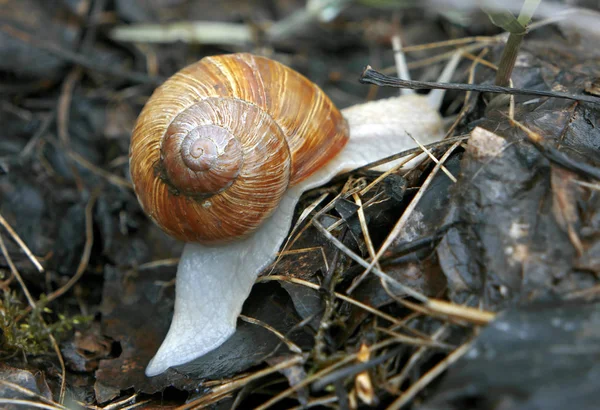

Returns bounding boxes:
[0,292,91,356]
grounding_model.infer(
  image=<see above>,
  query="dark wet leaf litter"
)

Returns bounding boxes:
[0,0,599,408]
[420,302,600,410]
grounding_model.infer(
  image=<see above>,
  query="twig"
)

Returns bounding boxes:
[335,136,469,180]
[360,67,600,104]
[0,24,163,85]
[312,347,403,391]
[386,340,474,410]
[253,337,404,410]
[405,133,457,183]
[259,276,418,330]
[0,399,63,410]
[176,355,305,409]
[42,190,98,304]
[357,141,462,293]
[311,219,429,303]
[0,213,44,273]
[0,233,67,403]
[101,393,139,410]
[239,315,302,354]
[0,380,67,410]
[507,117,600,180]
[66,150,133,190]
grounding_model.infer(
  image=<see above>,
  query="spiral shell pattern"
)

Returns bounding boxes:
[130,53,349,243]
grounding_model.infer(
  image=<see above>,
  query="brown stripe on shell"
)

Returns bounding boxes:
[176,53,349,184]
[129,53,349,244]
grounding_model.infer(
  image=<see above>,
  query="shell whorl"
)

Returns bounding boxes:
[130,53,349,243]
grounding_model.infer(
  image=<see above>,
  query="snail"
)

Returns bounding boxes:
[129,52,460,377]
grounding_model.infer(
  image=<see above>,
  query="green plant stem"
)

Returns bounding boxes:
[494,33,524,86]
[494,0,542,86]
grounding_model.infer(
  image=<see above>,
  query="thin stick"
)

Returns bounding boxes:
[386,341,474,410]
[239,315,302,354]
[0,380,67,409]
[0,24,162,85]
[0,233,67,403]
[405,133,457,183]
[360,67,600,104]
[0,213,44,273]
[176,355,304,410]
[0,399,63,410]
[359,141,462,293]
[40,191,98,304]
[311,219,429,303]
[254,337,402,410]
[259,275,416,328]
[352,193,378,270]
[101,393,139,410]
[386,325,451,390]
[67,150,133,190]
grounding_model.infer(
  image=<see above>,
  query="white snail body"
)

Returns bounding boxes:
[130,53,453,377]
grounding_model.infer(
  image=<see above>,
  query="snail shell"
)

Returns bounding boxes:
[129,53,349,243]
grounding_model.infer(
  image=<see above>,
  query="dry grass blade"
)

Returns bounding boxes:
[134,257,180,271]
[270,192,330,272]
[57,67,82,145]
[573,180,600,191]
[176,355,305,410]
[400,36,500,52]
[426,299,496,325]
[239,314,302,354]
[67,150,134,190]
[0,233,36,307]
[337,136,468,179]
[352,193,378,267]
[253,337,405,410]
[359,140,462,294]
[101,393,139,410]
[311,346,403,391]
[277,247,329,272]
[118,399,153,410]
[40,190,98,305]
[0,212,44,273]
[358,152,417,197]
[405,134,457,183]
[0,380,67,409]
[376,327,454,350]
[288,395,337,409]
[381,280,496,326]
[260,276,400,329]
[386,325,451,390]
[0,399,64,410]
[386,340,474,410]
[311,217,429,303]
[0,232,67,403]
[444,47,489,139]
[258,275,429,338]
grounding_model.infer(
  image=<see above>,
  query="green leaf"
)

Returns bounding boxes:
[483,7,527,34]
